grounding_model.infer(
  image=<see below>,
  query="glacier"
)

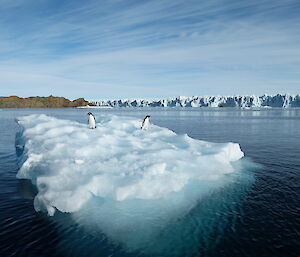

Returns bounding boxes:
[15,114,255,254]
[89,94,300,108]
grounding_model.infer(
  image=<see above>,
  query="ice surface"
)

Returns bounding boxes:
[15,114,253,253]
[16,114,244,216]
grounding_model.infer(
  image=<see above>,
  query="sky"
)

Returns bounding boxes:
[0,0,300,99]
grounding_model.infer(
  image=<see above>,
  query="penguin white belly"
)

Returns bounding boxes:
[88,115,96,129]
[141,118,150,130]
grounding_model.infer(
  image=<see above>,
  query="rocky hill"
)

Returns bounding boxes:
[0,96,89,108]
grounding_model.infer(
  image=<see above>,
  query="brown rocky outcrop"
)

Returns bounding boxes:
[0,96,90,108]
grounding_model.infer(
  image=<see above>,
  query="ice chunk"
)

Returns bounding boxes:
[16,114,244,216]
[15,114,255,254]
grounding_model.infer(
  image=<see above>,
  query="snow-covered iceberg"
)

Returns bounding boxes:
[15,114,255,254]
[16,114,245,216]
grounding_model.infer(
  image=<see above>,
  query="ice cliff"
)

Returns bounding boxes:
[89,94,300,108]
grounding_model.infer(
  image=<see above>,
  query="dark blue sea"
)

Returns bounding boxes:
[0,108,299,257]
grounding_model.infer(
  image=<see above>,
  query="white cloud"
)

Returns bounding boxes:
[0,0,299,97]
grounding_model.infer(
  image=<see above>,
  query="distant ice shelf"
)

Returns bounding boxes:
[88,94,300,108]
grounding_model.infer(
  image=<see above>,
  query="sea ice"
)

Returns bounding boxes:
[16,114,244,216]
[15,114,255,253]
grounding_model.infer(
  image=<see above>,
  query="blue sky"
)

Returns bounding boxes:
[0,0,300,99]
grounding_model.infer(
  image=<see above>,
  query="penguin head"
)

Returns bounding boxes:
[145,115,150,118]
[87,112,93,115]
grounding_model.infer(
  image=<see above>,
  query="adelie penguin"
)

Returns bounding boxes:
[87,112,96,129]
[141,115,150,130]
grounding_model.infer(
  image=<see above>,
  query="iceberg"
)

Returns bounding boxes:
[16,114,245,215]
[15,114,254,254]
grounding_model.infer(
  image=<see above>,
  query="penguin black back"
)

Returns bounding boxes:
[141,115,151,130]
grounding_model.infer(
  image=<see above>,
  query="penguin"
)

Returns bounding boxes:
[87,112,96,129]
[141,115,150,130]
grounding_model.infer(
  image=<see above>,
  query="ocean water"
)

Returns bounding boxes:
[0,108,299,257]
